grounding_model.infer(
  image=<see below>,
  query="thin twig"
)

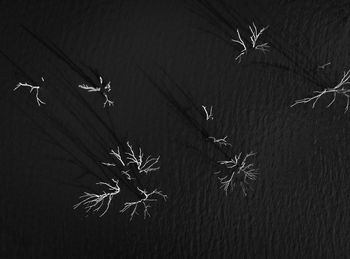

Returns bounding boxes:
[109,147,125,166]
[125,142,160,174]
[231,22,270,63]
[202,105,214,120]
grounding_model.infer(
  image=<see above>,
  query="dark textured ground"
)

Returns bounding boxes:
[1,0,350,258]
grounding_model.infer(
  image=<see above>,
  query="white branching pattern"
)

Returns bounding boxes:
[110,147,125,166]
[102,141,160,180]
[125,142,160,174]
[73,179,120,217]
[120,187,167,221]
[95,142,164,219]
[208,136,232,147]
[216,152,258,196]
[202,105,214,120]
[78,76,114,108]
[231,29,247,63]
[248,23,270,52]
[232,22,269,63]
[14,77,45,106]
[291,69,350,112]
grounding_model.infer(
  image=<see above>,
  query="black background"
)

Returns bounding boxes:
[1,0,350,258]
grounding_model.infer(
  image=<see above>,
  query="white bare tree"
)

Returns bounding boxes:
[216,152,258,196]
[291,69,350,112]
[78,76,114,108]
[231,29,248,63]
[231,22,270,63]
[248,23,270,52]
[125,142,160,174]
[14,77,46,106]
[73,179,121,217]
[120,187,167,221]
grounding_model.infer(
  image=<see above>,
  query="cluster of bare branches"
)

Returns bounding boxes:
[73,179,120,217]
[231,22,270,63]
[291,69,350,112]
[14,77,46,106]
[78,76,114,107]
[249,23,270,52]
[102,142,160,178]
[125,142,160,174]
[231,29,247,63]
[215,152,258,196]
[208,136,232,147]
[74,141,165,219]
[120,187,168,221]
[104,142,161,175]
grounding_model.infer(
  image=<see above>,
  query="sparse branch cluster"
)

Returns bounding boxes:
[102,141,160,178]
[291,69,350,112]
[120,187,167,221]
[201,106,232,147]
[125,142,160,174]
[208,136,232,147]
[215,152,258,196]
[14,77,46,106]
[78,76,114,108]
[231,22,270,62]
[73,179,120,217]
[74,141,166,220]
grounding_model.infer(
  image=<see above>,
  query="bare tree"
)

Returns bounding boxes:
[231,22,270,63]
[120,187,167,221]
[14,77,46,106]
[78,76,114,108]
[73,179,121,217]
[125,142,160,174]
[291,69,350,112]
[231,29,247,63]
[248,23,270,52]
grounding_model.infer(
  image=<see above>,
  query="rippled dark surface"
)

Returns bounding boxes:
[1,0,350,258]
